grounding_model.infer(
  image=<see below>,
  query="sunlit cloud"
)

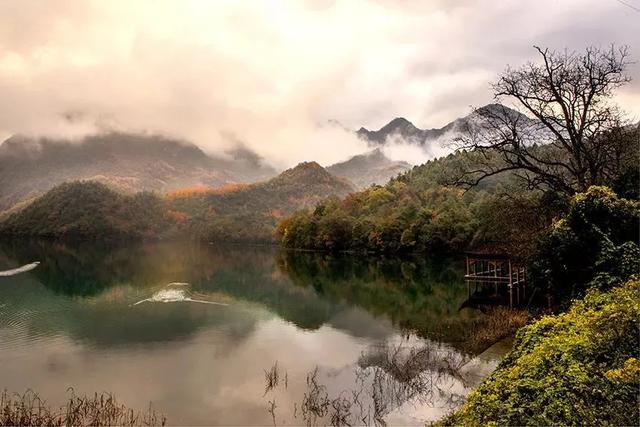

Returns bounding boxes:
[0,0,637,167]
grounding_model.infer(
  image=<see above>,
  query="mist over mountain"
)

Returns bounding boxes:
[356,104,528,155]
[0,132,277,211]
[327,148,411,188]
[0,104,536,214]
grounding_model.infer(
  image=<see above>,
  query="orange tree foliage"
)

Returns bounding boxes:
[209,183,249,194]
[164,186,214,201]
[164,209,189,224]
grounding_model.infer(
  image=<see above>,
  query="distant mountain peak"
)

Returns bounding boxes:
[367,147,384,157]
[356,103,526,148]
[362,117,419,136]
[325,119,351,132]
[475,103,504,114]
[327,149,411,188]
[383,117,415,130]
[357,116,424,145]
[297,160,323,169]
[274,161,355,191]
[282,161,324,175]
[472,103,530,124]
[277,161,326,180]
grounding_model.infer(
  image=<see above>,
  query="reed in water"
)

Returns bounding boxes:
[0,389,165,426]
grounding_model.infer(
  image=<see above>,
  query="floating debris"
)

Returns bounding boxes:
[0,262,40,277]
[132,285,229,307]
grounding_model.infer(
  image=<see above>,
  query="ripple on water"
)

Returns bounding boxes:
[0,297,74,353]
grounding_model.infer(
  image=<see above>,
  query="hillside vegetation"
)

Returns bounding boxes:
[278,124,638,256]
[532,186,639,301]
[167,161,355,241]
[442,277,639,426]
[439,186,640,425]
[0,162,355,242]
[277,149,562,255]
[0,132,277,211]
[0,182,168,239]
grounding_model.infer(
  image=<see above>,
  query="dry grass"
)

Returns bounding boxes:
[0,389,166,426]
[468,306,531,352]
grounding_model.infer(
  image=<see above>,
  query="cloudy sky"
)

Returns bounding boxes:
[0,0,638,167]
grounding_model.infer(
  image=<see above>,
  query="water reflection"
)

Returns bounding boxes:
[277,251,483,350]
[0,239,493,425]
[269,338,471,426]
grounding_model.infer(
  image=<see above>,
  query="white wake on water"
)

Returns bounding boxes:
[0,262,40,277]
[132,285,228,306]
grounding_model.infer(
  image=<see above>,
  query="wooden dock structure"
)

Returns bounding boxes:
[464,252,527,307]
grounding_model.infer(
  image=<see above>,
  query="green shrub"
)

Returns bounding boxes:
[442,277,640,426]
[532,186,640,300]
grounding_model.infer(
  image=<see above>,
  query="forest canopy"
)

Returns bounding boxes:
[277,45,639,257]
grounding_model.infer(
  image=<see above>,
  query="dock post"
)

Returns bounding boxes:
[508,259,513,308]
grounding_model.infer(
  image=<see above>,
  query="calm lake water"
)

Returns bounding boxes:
[0,240,495,425]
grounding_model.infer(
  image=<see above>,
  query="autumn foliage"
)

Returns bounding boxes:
[164,186,215,201]
[164,209,188,223]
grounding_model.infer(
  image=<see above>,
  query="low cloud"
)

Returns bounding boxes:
[381,131,459,166]
[0,0,637,168]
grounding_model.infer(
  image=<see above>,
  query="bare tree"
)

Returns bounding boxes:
[456,45,637,194]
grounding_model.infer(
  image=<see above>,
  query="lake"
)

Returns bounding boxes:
[0,240,497,425]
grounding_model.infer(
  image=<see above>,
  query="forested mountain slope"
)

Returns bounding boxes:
[0,162,355,242]
[0,182,167,239]
[278,149,564,254]
[168,161,356,241]
[279,117,639,255]
[0,132,277,211]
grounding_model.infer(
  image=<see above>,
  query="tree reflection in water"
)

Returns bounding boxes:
[265,337,471,426]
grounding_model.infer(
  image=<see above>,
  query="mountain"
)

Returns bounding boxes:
[357,117,443,145]
[0,181,168,239]
[171,161,356,216]
[0,132,278,211]
[0,162,355,242]
[263,161,356,197]
[276,146,557,254]
[356,103,527,147]
[327,149,411,188]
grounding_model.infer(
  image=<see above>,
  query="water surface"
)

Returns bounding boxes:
[0,240,492,425]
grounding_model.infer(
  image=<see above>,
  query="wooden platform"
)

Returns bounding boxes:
[464,253,527,307]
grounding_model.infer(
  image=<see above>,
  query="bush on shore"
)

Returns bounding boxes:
[532,186,639,301]
[441,277,640,426]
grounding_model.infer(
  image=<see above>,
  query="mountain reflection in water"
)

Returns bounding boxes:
[0,239,494,425]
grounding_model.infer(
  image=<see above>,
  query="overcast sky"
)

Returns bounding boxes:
[0,0,638,167]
